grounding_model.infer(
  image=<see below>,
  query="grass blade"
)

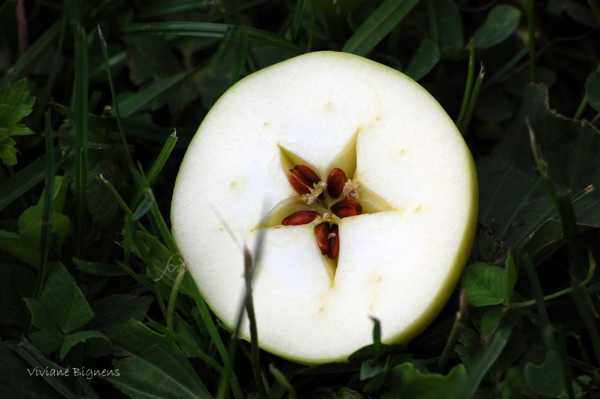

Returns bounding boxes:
[215,215,268,398]
[130,168,179,253]
[73,258,128,277]
[116,260,154,292]
[0,19,62,89]
[39,111,55,280]
[166,265,187,332]
[32,16,68,126]
[140,0,215,18]
[436,291,468,373]
[483,45,528,89]
[106,320,214,399]
[528,120,589,280]
[146,130,178,186]
[270,364,297,399]
[8,340,80,399]
[72,23,89,259]
[528,0,537,82]
[98,25,135,170]
[426,0,439,45]
[147,319,225,373]
[305,0,316,52]
[118,67,202,118]
[89,50,126,78]
[101,175,135,220]
[24,111,55,336]
[456,42,475,130]
[459,63,485,134]
[231,25,248,83]
[449,325,513,399]
[185,275,244,399]
[523,253,551,327]
[291,0,308,41]
[123,214,133,265]
[244,248,267,396]
[589,0,600,24]
[0,0,16,29]
[89,114,195,143]
[0,148,61,213]
[131,194,153,222]
[404,39,440,81]
[556,329,576,399]
[571,283,600,367]
[122,21,229,36]
[342,0,421,56]
[122,21,300,54]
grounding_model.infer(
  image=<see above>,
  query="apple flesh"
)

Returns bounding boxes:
[171,51,478,365]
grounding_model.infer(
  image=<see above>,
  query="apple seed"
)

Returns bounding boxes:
[327,168,347,199]
[314,223,331,255]
[282,210,321,226]
[281,165,363,259]
[288,165,321,195]
[330,199,363,218]
[280,163,368,259]
[327,224,340,259]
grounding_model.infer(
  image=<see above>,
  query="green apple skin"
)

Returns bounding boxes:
[171,51,478,365]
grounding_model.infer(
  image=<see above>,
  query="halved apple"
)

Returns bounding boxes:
[171,51,478,365]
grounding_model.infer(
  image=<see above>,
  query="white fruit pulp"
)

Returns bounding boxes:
[171,51,478,364]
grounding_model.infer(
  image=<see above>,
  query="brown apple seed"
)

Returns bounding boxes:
[330,199,363,218]
[294,165,321,184]
[288,169,313,194]
[314,223,331,255]
[288,165,321,195]
[282,211,321,226]
[327,224,339,259]
[326,168,347,199]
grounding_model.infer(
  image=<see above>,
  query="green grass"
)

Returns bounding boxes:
[1,0,600,398]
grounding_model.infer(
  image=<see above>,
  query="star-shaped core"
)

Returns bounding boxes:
[261,138,392,271]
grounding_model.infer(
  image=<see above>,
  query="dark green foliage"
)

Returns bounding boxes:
[107,320,212,398]
[1,0,600,398]
[0,79,35,165]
